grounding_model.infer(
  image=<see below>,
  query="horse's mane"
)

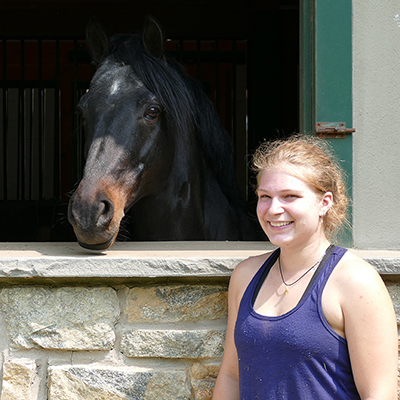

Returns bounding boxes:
[107,34,245,209]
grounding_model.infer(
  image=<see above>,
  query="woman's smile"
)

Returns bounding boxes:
[269,221,293,228]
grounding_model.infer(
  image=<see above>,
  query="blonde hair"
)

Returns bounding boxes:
[252,135,349,239]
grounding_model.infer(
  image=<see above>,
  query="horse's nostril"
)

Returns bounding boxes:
[101,199,111,214]
[97,198,115,227]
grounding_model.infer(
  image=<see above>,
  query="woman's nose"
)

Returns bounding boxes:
[268,197,284,215]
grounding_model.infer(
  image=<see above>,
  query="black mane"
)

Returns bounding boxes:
[106,34,245,211]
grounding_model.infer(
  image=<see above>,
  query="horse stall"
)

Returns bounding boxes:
[0,0,300,243]
[1,36,254,242]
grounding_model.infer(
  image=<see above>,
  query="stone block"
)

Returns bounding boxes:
[0,287,119,350]
[191,376,216,400]
[1,358,37,400]
[125,285,228,323]
[121,328,225,358]
[48,365,191,400]
[190,362,220,400]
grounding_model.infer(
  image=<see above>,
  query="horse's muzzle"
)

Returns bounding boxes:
[68,189,121,250]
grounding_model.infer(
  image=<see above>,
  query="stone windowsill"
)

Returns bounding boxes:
[0,242,400,286]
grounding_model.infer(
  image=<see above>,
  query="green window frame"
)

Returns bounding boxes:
[300,0,353,247]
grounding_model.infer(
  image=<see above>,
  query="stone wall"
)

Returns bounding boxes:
[0,242,399,399]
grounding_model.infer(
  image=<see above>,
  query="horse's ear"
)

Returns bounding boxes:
[142,16,165,59]
[86,16,109,65]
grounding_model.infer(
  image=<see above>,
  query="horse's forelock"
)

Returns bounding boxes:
[107,34,196,138]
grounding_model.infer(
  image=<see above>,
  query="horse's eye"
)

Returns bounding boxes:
[144,106,161,122]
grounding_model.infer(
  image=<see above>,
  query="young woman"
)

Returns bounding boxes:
[213,136,398,399]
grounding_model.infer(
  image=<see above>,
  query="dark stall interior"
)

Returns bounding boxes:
[0,0,299,241]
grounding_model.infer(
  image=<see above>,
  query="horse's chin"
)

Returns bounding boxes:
[77,239,115,251]
[75,232,117,251]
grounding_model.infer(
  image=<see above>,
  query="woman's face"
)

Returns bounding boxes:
[256,168,331,249]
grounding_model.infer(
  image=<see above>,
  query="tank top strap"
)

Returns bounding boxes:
[305,245,348,299]
[300,244,335,301]
[251,248,280,306]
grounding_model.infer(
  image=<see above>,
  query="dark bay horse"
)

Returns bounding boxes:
[68,17,260,250]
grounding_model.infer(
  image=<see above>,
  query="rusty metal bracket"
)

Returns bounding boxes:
[315,122,355,139]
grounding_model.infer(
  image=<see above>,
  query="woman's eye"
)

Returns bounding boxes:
[144,106,162,122]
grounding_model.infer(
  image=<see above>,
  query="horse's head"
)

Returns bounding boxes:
[68,17,175,250]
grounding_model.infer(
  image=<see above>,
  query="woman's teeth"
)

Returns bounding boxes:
[270,221,292,227]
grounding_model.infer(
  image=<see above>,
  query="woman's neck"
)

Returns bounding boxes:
[279,238,331,273]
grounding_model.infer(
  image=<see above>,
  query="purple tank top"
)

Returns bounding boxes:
[234,246,361,399]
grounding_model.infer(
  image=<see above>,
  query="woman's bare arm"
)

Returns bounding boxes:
[213,254,269,399]
[339,256,398,399]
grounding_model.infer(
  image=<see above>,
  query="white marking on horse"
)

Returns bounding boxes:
[110,79,121,95]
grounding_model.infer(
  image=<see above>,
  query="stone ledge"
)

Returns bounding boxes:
[0,242,273,285]
[0,242,399,285]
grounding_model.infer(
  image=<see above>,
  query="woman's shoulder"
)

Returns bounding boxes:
[227,251,275,310]
[229,250,275,296]
[338,249,380,276]
[333,248,388,297]
[233,250,275,277]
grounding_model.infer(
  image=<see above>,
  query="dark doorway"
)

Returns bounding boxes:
[0,0,299,241]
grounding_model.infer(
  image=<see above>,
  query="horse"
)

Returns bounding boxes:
[68,16,261,250]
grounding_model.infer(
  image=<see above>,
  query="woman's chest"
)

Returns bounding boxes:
[253,267,345,338]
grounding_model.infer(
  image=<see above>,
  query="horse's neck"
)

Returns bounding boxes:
[130,185,205,241]
[129,145,205,240]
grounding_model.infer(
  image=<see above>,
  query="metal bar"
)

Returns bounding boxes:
[28,87,33,199]
[54,39,61,198]
[232,40,237,151]
[21,41,26,200]
[315,122,355,139]
[71,39,79,185]
[215,40,220,111]
[38,39,43,199]
[2,39,8,200]
[17,40,26,200]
